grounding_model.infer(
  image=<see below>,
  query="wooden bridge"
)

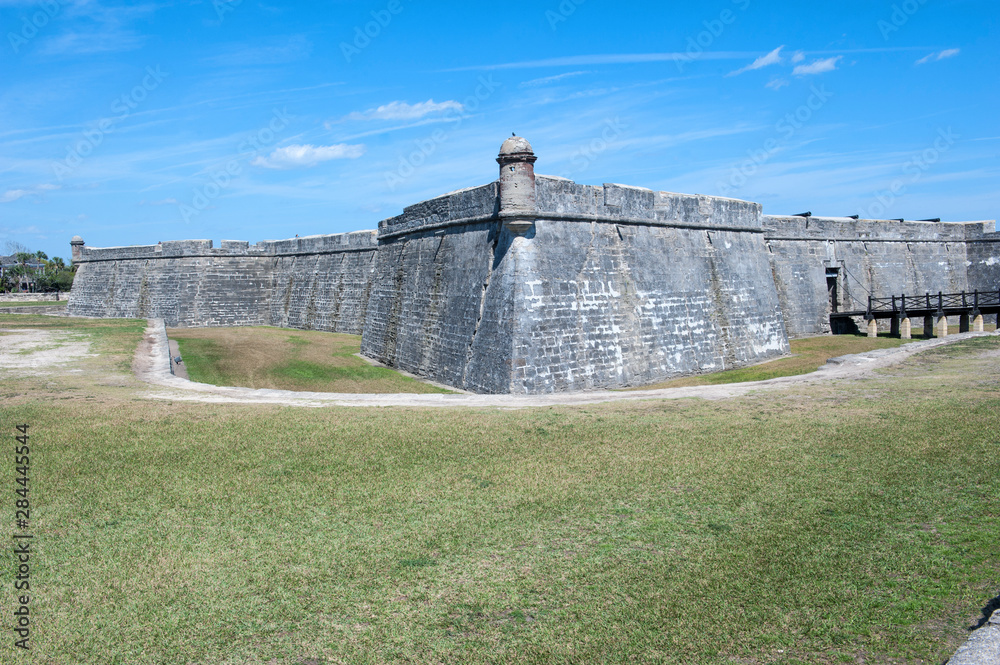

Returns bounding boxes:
[830,290,1000,338]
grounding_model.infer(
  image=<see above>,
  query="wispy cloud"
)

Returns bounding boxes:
[251,144,366,170]
[520,71,591,87]
[916,48,960,65]
[37,2,160,56]
[793,56,842,76]
[1,184,60,203]
[202,36,313,67]
[766,79,790,90]
[38,30,146,55]
[791,51,805,64]
[445,48,924,72]
[344,100,464,122]
[727,46,784,77]
[445,52,764,71]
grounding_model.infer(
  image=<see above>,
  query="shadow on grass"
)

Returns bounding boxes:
[972,593,1000,630]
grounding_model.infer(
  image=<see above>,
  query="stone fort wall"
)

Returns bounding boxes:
[763,217,1000,336]
[67,136,998,393]
[68,231,377,333]
[359,178,790,393]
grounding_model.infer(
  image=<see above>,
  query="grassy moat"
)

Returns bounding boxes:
[168,326,451,394]
[168,325,988,393]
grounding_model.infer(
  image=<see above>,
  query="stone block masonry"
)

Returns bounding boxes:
[763,216,999,336]
[68,231,377,333]
[360,137,790,393]
[68,136,997,393]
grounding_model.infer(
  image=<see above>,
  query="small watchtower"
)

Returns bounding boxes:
[497,135,538,235]
[70,236,85,263]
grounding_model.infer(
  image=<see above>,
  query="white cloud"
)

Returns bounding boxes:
[251,144,366,169]
[916,48,960,65]
[727,46,784,77]
[346,100,464,122]
[793,56,842,76]
[1,183,61,203]
[1,190,28,203]
[766,78,790,91]
[520,71,590,87]
[791,51,805,64]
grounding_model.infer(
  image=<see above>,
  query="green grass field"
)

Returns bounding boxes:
[0,300,68,307]
[1,314,998,664]
[168,326,451,394]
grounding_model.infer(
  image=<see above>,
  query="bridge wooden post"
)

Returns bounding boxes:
[934,292,948,337]
[960,313,970,333]
[900,317,911,339]
[890,316,900,337]
[923,315,934,338]
[972,291,984,332]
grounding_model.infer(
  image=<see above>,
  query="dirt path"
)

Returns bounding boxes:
[129,319,1000,409]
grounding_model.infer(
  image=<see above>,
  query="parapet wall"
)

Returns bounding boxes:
[68,231,378,332]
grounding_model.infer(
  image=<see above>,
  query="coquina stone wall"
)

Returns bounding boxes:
[359,183,516,394]
[68,231,377,333]
[965,229,1000,324]
[360,174,790,394]
[763,217,989,336]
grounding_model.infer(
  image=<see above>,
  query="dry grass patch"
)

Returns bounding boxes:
[168,326,450,394]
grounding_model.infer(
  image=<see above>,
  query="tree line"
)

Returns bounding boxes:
[2,242,75,293]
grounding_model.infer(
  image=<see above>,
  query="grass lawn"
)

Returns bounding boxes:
[168,326,451,394]
[1,314,998,664]
[0,300,68,307]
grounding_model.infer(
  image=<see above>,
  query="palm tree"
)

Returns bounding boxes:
[11,253,33,292]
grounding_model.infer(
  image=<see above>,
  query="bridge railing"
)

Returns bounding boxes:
[866,290,1000,317]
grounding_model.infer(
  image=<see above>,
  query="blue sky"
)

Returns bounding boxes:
[1,0,997,261]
